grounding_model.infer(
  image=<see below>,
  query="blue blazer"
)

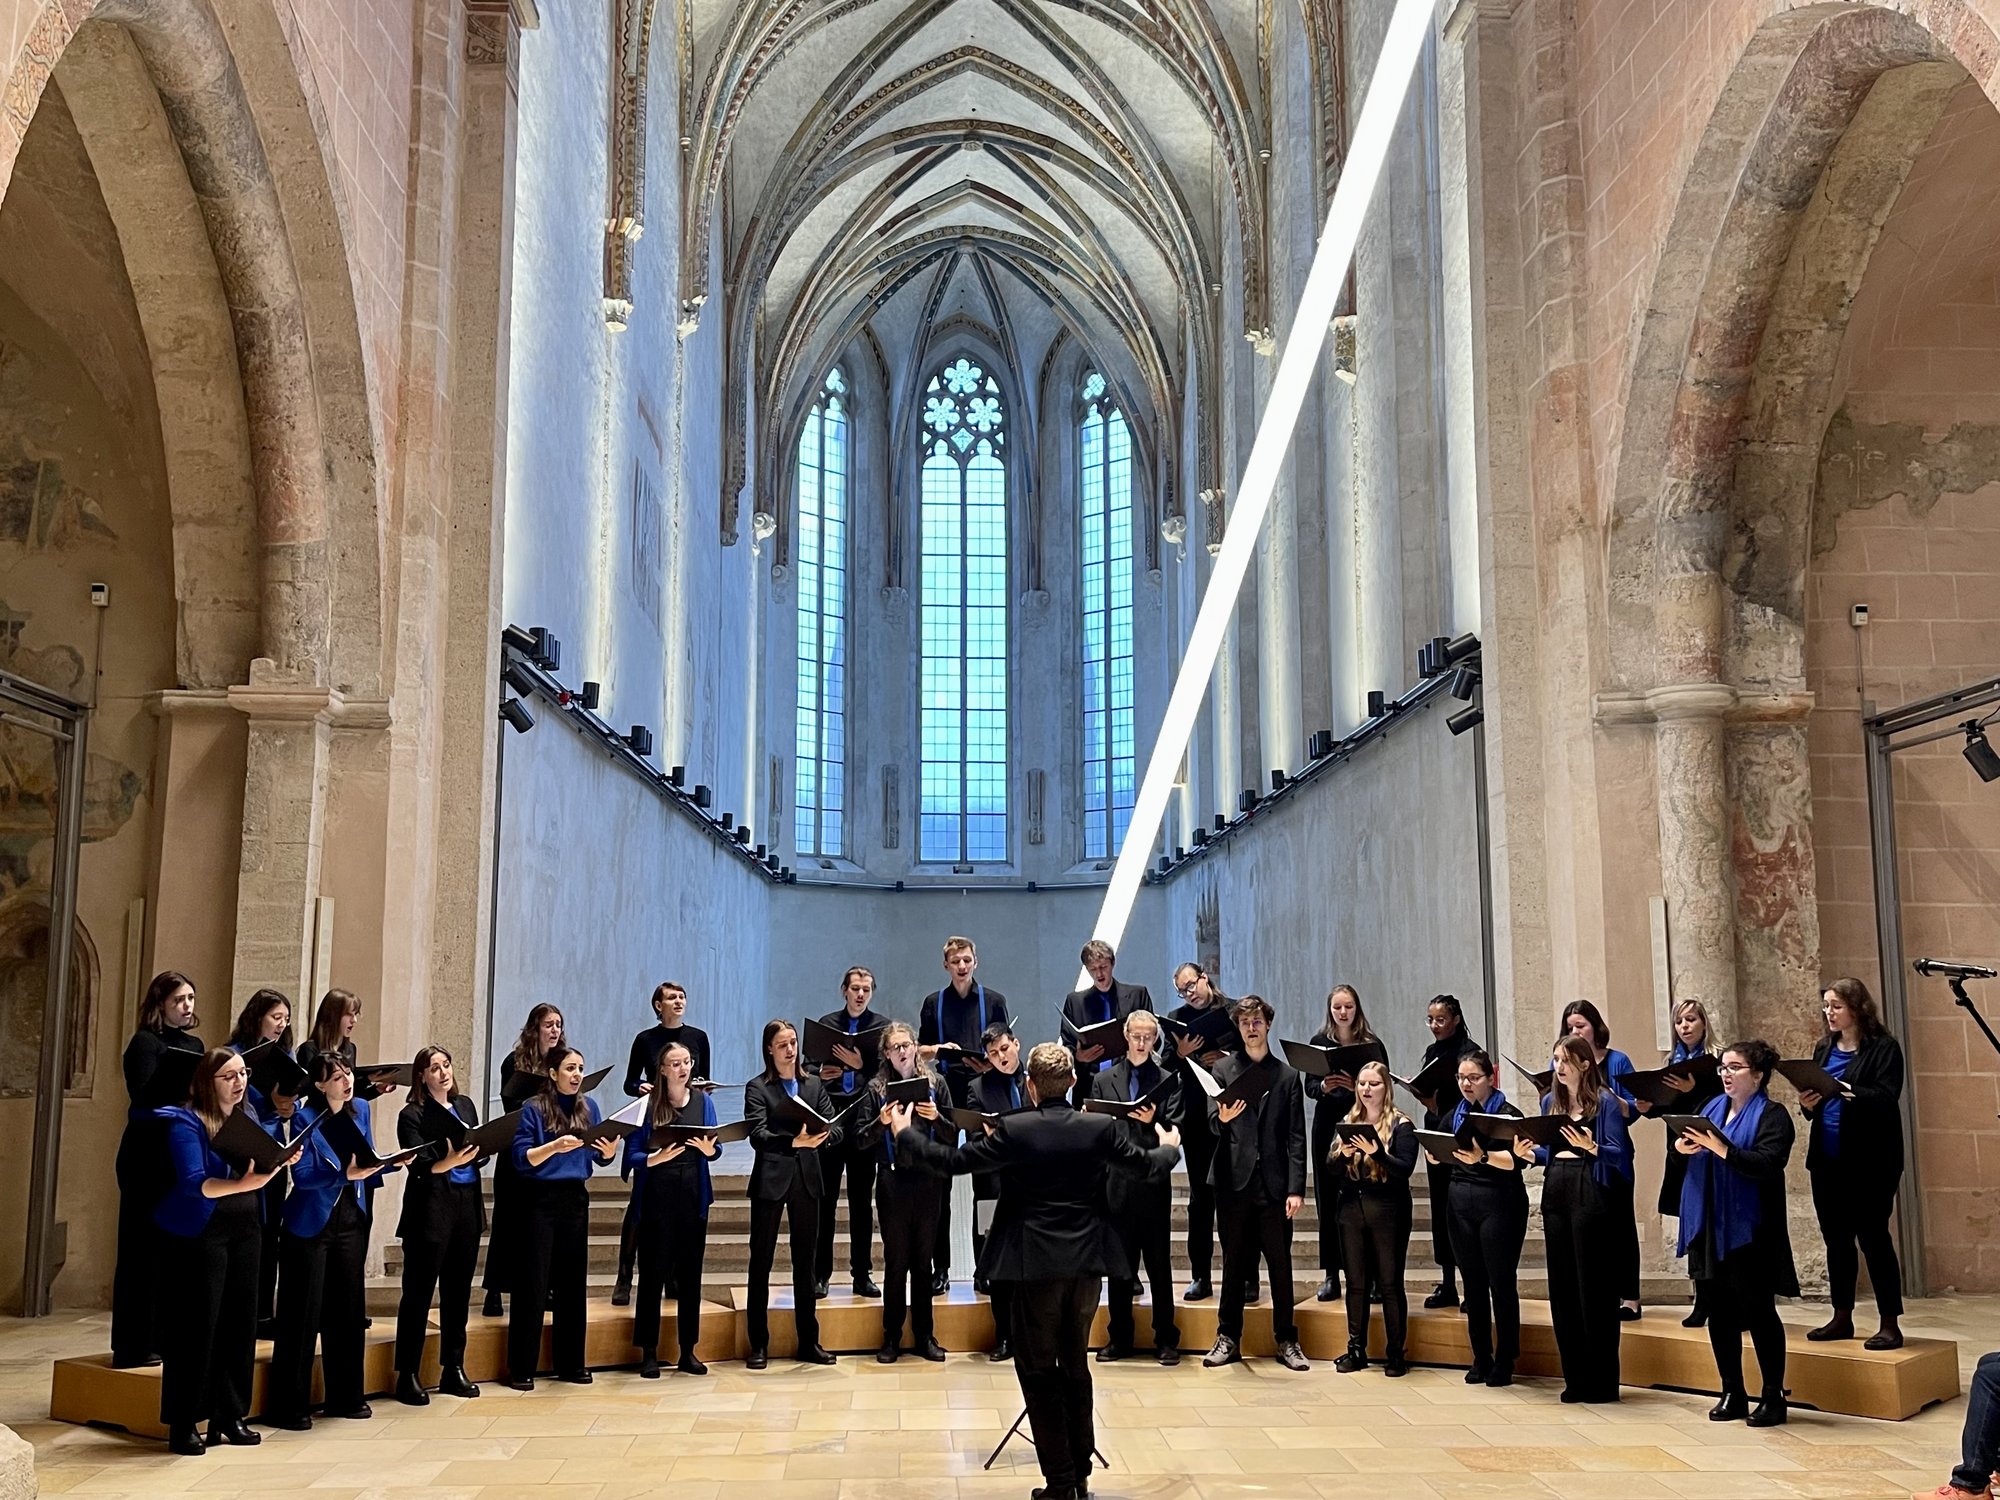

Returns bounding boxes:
[514,1096,605,1181]
[282,1098,392,1238]
[152,1106,240,1239]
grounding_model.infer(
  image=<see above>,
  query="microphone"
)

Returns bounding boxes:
[1915,958,1998,981]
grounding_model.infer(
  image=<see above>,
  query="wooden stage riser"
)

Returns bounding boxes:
[50,1296,1955,1441]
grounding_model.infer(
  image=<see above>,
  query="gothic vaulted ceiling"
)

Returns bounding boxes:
[662,0,1347,547]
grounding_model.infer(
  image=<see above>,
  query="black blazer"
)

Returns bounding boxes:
[853,1074,954,1181]
[1802,1032,1904,1183]
[1334,1117,1419,1200]
[974,1066,1030,1116]
[1090,1058,1180,1215]
[1419,1028,1480,1129]
[1166,1000,1238,1138]
[1686,1099,1799,1298]
[1061,981,1155,1034]
[895,1099,1176,1282]
[744,1074,845,1201]
[1206,1054,1307,1200]
[813,1008,893,1105]
[395,1095,486,1241]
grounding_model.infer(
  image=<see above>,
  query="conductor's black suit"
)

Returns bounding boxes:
[896,1095,1177,1499]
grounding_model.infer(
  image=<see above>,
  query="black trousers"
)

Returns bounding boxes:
[257,1173,287,1326]
[483,1158,521,1294]
[1424,1158,1456,1284]
[267,1192,369,1419]
[159,1194,260,1431]
[1217,1181,1296,1342]
[395,1183,482,1373]
[1608,1171,1641,1302]
[1449,1180,1527,1368]
[1702,1267,1786,1399]
[112,1120,167,1365]
[508,1180,588,1379]
[878,1167,942,1345]
[817,1131,877,1281]
[1543,1160,1622,1400]
[1182,1123,1218,1282]
[1337,1189,1410,1358]
[1812,1168,1904,1318]
[634,1192,707,1359]
[1010,1276,1099,1492]
[1310,1116,1340,1278]
[616,1180,641,1287]
[748,1181,821,1351]
[1109,1192,1179,1351]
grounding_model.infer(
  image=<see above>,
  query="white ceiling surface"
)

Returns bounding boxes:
[700,0,1268,471]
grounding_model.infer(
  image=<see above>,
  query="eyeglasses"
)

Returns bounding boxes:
[1175,982,1198,997]
[1718,1062,1751,1074]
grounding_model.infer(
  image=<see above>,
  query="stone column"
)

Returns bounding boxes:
[1649,684,1740,1039]
[226,665,335,1006]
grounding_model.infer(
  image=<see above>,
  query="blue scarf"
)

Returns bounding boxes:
[1669,1038,1705,1065]
[1449,1087,1509,1132]
[1676,1090,1765,1260]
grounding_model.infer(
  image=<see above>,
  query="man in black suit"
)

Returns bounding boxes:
[1060,939,1154,1102]
[919,935,1008,1293]
[1088,1009,1182,1365]
[1202,995,1309,1371]
[891,1042,1181,1500]
[812,965,892,1298]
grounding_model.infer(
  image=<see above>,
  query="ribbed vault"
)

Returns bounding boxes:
[670,0,1341,550]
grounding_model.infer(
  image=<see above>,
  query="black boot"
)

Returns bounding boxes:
[482,1288,504,1318]
[1334,1341,1368,1374]
[395,1372,430,1406]
[438,1366,480,1398]
[639,1349,660,1379]
[1708,1391,1749,1422]
[1747,1394,1788,1427]
[167,1426,205,1457]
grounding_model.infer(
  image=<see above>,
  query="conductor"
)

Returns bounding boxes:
[889,1041,1181,1500]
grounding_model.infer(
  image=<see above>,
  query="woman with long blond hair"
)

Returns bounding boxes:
[1648,998,1722,1327]
[1309,984,1383,1302]
[856,1021,952,1362]
[1329,1061,1417,1375]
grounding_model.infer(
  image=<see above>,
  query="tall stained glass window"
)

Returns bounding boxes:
[1079,371,1135,858]
[919,357,1008,863]
[794,367,848,857]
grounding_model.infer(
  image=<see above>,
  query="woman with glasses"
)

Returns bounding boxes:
[1435,1048,1528,1386]
[1673,1040,1797,1426]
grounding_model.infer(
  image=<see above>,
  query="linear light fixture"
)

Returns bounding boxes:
[1082,0,1439,981]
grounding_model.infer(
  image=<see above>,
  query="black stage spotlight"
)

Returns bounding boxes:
[499,697,535,734]
[1447,703,1484,737]
[1448,664,1480,702]
[528,626,561,672]
[735,825,752,845]
[669,765,686,787]
[1418,635,1451,677]
[765,852,781,872]
[625,725,654,757]
[755,844,767,859]
[1966,720,2000,784]
[1307,729,1336,760]
[1192,828,1209,846]
[1366,689,1388,719]
[1444,631,1480,665]
[693,784,712,808]
[1174,847,1186,861]
[501,623,537,656]
[1238,788,1259,813]
[502,661,538,697]
[580,681,601,711]
[1270,769,1287,792]
[1213,813,1227,832]
[720,811,734,831]
[1158,856,1172,874]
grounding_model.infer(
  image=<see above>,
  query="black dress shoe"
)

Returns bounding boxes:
[1682,1307,1707,1328]
[325,1403,373,1420]
[209,1419,261,1446]
[1095,1343,1132,1363]
[482,1289,504,1318]
[558,1370,593,1385]
[1423,1284,1458,1310]
[920,1338,946,1362]
[1315,1276,1340,1302]
[112,1353,163,1370]
[1242,1281,1261,1303]
[1485,1363,1514,1388]
[854,1274,882,1298]
[1183,1277,1212,1301]
[931,1271,949,1296]
[1747,1395,1788,1427]
[678,1354,708,1375]
[261,1413,311,1432]
[640,1352,661,1379]
[502,1376,534,1391]
[1030,1487,1081,1500]
[1865,1329,1904,1351]
[973,1275,991,1296]
[1618,1303,1642,1322]
[167,1426,206,1456]
[1465,1363,1490,1385]
[1158,1345,1181,1367]
[747,1348,769,1370]
[612,1280,632,1307]
[1384,1357,1409,1378]
[798,1344,836,1366]
[438,1366,480,1399]
[1709,1392,1749,1422]
[395,1372,430,1407]
[814,1279,830,1299]
[877,1341,900,1364]
[1806,1314,1854,1342]
[989,1339,1013,1362]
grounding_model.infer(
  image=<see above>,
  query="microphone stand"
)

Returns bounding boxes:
[1950,978,2000,1061]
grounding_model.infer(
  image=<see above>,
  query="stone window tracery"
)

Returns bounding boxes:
[1079,371,1135,859]
[794,367,848,858]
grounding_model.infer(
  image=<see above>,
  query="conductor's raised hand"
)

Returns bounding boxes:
[1154,1122,1181,1150]
[887,1100,915,1134]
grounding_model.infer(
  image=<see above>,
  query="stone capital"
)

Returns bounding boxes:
[1594,682,1817,727]
[148,688,233,718]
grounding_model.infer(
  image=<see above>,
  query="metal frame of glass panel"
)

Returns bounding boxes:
[919,357,1008,863]
[1079,372,1136,859]
[794,368,849,857]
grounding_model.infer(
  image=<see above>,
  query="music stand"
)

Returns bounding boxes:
[983,1408,1108,1472]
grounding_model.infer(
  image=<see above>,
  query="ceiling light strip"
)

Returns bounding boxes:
[1082,0,1439,976]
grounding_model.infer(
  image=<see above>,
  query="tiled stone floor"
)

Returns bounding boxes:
[3,1296,1991,1499]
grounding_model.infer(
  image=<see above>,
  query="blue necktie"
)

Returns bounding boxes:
[1008,1076,1022,1111]
[1129,1068,1144,1102]
[843,1016,859,1093]
[783,1078,798,1099]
